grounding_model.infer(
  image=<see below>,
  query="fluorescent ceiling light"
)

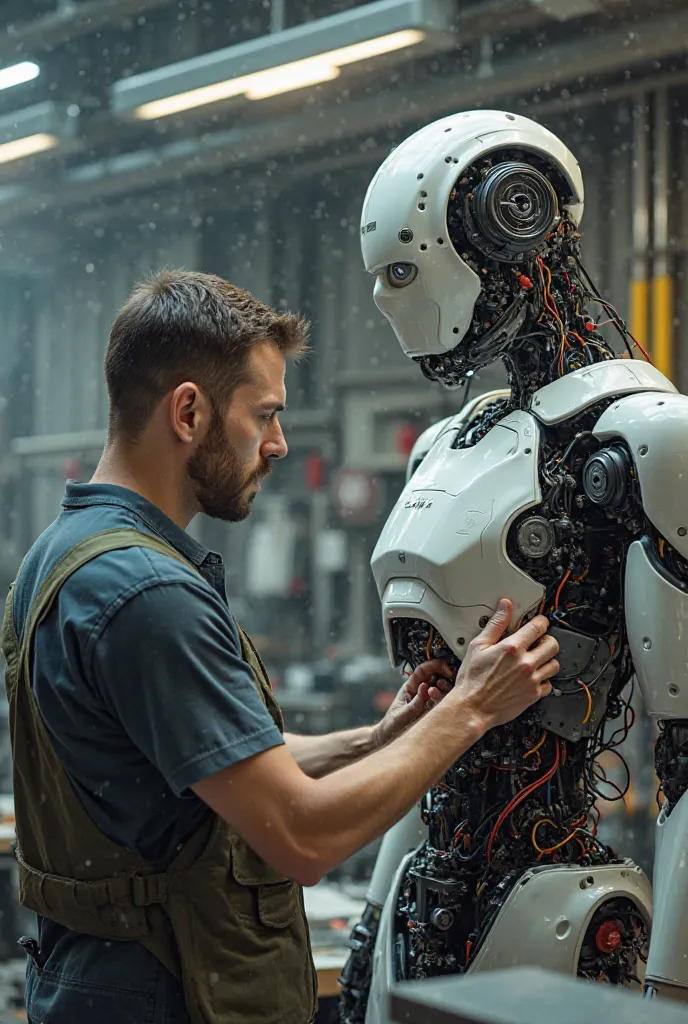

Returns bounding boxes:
[0,132,57,165]
[244,59,340,100]
[0,62,40,92]
[134,29,424,119]
[323,28,425,65]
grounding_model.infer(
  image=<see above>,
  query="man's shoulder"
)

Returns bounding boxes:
[13,508,210,641]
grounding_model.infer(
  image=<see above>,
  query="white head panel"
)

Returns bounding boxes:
[360,110,584,359]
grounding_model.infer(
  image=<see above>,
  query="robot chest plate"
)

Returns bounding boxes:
[371,409,545,636]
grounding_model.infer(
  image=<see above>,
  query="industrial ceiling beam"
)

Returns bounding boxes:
[0,5,686,223]
[0,0,175,61]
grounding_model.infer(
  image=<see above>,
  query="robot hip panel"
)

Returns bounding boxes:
[468,861,651,978]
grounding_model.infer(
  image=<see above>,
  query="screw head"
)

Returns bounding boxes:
[679,527,687,537]
[638,444,648,456]
[669,684,680,697]
[398,228,413,243]
[398,551,406,563]
[643,637,652,650]
[478,615,489,628]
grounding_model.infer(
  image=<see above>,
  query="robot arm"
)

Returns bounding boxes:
[593,391,688,1000]
[593,390,688,721]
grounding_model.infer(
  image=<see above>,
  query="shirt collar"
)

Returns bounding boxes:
[61,481,214,568]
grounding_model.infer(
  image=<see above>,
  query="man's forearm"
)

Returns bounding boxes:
[290,700,484,879]
[284,727,378,778]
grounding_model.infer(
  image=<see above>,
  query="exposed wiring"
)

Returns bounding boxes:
[579,681,593,725]
[554,569,571,612]
[487,738,561,864]
[523,731,547,759]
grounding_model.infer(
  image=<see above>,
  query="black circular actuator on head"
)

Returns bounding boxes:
[470,162,559,261]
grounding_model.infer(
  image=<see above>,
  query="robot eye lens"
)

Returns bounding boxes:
[388,263,418,288]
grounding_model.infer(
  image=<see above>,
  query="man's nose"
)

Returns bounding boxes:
[262,421,288,460]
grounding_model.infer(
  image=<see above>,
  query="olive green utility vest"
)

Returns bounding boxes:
[2,528,318,1024]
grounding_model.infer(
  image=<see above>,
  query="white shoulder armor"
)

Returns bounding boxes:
[406,388,509,482]
[530,359,675,424]
[595,391,688,559]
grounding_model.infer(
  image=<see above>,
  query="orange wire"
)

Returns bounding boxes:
[523,730,547,759]
[554,570,571,612]
[487,738,560,864]
[579,681,593,725]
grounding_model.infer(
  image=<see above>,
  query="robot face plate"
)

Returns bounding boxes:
[371,408,545,666]
[360,110,584,360]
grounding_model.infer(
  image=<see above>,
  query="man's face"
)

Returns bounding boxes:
[188,340,288,522]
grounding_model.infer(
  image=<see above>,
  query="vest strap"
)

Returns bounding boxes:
[19,528,199,681]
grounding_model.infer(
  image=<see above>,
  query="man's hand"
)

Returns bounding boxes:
[373,658,455,748]
[451,598,559,732]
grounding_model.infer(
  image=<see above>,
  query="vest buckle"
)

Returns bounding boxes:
[131,873,168,906]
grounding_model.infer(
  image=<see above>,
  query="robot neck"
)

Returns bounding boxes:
[499,252,619,405]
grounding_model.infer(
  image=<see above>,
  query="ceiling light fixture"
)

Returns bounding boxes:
[0,132,57,165]
[0,62,40,92]
[133,28,425,119]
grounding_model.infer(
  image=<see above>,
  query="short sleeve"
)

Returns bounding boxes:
[89,580,284,796]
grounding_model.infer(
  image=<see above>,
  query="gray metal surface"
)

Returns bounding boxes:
[0,0,175,60]
[390,968,688,1024]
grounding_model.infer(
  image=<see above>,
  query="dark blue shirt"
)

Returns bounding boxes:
[12,481,285,1022]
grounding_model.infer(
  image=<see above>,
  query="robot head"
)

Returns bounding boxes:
[360,111,584,382]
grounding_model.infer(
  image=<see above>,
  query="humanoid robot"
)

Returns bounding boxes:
[339,110,688,1021]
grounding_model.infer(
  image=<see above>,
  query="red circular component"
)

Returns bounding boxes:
[595,920,622,953]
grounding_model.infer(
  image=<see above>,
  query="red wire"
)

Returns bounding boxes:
[487,738,561,864]
[554,569,571,612]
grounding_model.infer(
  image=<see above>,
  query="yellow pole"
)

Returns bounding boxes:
[652,274,673,378]
[629,278,650,351]
[652,89,673,380]
[630,100,650,357]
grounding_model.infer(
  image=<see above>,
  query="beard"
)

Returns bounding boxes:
[187,410,272,522]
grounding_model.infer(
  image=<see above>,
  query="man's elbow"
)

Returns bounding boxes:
[286,848,329,888]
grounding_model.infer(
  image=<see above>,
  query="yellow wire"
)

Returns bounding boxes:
[538,829,580,858]
[523,730,547,759]
[659,538,665,559]
[579,681,593,725]
[425,628,434,661]
[532,819,582,858]
[572,561,589,584]
[531,818,556,854]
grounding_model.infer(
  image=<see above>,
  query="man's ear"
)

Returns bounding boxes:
[169,382,211,445]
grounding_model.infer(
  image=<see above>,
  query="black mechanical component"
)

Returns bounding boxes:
[583,446,631,508]
[516,515,555,559]
[469,162,559,261]
[415,147,620,392]
[655,721,688,810]
[339,902,381,1024]
[578,898,648,985]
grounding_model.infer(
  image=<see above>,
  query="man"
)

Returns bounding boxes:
[4,270,559,1024]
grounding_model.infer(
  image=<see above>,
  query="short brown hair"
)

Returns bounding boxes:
[105,268,308,439]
